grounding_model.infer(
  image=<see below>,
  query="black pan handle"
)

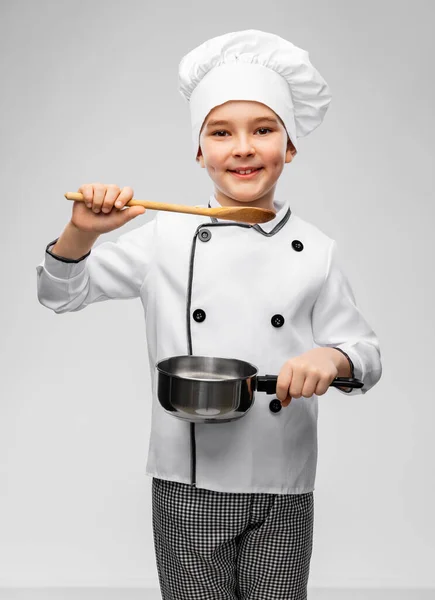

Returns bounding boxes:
[256,374,364,394]
[256,375,280,394]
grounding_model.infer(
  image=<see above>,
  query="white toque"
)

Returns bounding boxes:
[178,29,332,158]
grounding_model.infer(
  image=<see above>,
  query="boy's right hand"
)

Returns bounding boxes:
[70,183,146,234]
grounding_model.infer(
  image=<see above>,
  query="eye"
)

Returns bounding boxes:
[210,127,273,137]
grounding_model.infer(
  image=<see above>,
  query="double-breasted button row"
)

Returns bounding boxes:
[198,229,304,252]
[194,231,300,416]
[193,310,286,328]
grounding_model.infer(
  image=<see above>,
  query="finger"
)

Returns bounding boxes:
[276,363,293,402]
[78,184,93,207]
[301,372,320,398]
[101,184,121,213]
[114,186,134,210]
[315,372,333,396]
[289,368,306,399]
[91,183,106,213]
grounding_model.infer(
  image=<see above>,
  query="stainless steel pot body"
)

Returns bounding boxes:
[156,355,363,424]
[156,355,258,423]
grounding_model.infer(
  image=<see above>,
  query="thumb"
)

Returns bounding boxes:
[120,205,146,223]
[282,394,292,407]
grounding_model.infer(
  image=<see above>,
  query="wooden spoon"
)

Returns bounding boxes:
[64,192,275,224]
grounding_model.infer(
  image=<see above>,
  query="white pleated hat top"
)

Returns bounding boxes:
[178,29,332,158]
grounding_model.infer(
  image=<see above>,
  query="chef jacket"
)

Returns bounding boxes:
[36,194,382,495]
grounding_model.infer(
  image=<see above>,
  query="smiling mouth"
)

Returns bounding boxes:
[228,167,263,178]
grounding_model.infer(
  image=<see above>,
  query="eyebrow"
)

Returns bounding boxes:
[205,116,279,128]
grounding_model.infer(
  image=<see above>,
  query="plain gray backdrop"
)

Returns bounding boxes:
[1,0,434,594]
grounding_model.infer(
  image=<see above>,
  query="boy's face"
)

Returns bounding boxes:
[197,100,296,210]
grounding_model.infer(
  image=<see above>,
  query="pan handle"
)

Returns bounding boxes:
[256,375,280,394]
[256,375,364,394]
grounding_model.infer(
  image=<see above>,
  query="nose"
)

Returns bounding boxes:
[231,134,255,157]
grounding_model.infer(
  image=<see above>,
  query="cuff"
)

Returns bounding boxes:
[331,344,366,395]
[332,346,355,394]
[45,238,91,263]
[43,238,89,279]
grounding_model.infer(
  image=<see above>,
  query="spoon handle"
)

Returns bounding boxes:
[65,192,220,217]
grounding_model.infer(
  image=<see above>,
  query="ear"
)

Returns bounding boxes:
[197,148,205,167]
[285,138,297,162]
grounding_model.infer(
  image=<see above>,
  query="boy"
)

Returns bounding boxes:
[37,30,382,600]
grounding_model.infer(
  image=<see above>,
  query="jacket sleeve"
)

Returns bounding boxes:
[311,239,382,395]
[36,219,156,313]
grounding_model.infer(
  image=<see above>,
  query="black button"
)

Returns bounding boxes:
[271,314,285,328]
[193,309,206,323]
[199,229,212,242]
[292,240,304,252]
[269,399,282,413]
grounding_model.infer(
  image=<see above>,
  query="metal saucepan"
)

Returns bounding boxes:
[156,355,363,424]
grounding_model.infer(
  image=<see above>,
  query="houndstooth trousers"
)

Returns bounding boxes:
[152,477,314,600]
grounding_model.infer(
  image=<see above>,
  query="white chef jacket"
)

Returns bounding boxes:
[36,194,382,495]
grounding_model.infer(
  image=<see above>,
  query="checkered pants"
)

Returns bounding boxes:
[152,477,314,600]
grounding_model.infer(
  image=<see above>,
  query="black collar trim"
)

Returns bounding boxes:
[207,203,291,236]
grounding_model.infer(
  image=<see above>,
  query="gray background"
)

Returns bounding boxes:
[1,0,434,596]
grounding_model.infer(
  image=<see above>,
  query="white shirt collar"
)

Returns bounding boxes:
[208,193,289,233]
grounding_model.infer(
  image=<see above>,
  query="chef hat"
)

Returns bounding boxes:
[178,29,332,159]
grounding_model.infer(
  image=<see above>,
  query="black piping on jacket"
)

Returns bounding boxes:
[185,207,292,487]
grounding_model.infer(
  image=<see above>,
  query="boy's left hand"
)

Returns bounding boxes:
[276,348,351,407]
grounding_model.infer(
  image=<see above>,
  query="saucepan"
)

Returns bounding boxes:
[156,355,363,424]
